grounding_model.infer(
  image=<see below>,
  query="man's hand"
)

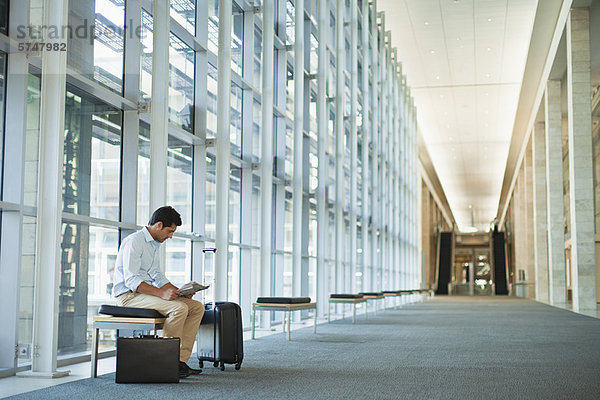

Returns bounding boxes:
[159,286,180,301]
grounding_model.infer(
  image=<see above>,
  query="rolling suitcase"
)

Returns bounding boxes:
[196,248,244,371]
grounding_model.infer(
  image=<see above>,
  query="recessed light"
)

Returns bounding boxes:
[487,18,492,22]
[486,47,491,51]
[424,21,429,25]
[485,73,491,78]
[436,75,440,80]
[485,92,489,96]
[430,50,435,54]
[456,37,461,41]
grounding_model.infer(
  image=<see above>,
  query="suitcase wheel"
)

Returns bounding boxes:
[235,362,241,370]
[213,361,219,368]
[220,362,225,371]
[199,361,204,368]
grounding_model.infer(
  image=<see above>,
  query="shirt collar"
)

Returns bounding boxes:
[143,227,156,243]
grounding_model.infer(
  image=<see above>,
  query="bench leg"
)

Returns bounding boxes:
[286,310,291,341]
[91,327,99,378]
[327,303,331,323]
[352,304,356,323]
[313,308,317,333]
[251,308,256,339]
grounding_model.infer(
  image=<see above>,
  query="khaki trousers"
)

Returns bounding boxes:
[117,291,205,362]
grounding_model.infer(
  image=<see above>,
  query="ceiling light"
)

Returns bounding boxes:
[456,37,461,41]
[485,92,489,96]
[446,124,450,128]
[485,73,490,78]
[430,50,435,54]
[486,47,491,51]
[449,136,453,141]
[436,75,440,80]
[487,18,492,22]
[424,21,429,25]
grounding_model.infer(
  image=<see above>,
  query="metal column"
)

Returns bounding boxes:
[261,0,275,305]
[334,0,345,295]
[349,0,358,293]
[292,0,305,299]
[316,0,328,316]
[149,0,170,213]
[29,0,70,378]
[360,0,370,293]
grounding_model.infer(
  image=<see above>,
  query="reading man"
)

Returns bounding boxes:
[112,206,204,378]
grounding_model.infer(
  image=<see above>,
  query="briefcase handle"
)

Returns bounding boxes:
[139,334,159,339]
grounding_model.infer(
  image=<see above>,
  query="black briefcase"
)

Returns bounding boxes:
[116,335,180,383]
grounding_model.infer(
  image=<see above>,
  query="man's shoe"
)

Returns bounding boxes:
[179,362,191,378]
[179,361,202,376]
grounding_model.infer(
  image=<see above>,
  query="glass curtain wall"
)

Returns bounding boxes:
[0,0,420,369]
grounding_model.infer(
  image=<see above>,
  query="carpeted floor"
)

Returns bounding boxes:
[7,296,600,400]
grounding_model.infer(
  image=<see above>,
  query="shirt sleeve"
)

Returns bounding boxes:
[121,238,145,292]
[149,255,170,288]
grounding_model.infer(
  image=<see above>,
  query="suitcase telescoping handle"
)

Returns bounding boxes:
[201,248,216,305]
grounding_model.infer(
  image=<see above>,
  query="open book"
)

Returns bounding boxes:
[179,281,210,296]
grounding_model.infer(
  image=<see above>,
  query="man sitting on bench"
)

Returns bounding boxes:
[112,206,204,378]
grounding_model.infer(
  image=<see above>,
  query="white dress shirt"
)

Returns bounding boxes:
[112,227,170,297]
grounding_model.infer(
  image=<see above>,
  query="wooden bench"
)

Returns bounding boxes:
[91,305,166,378]
[328,294,367,323]
[251,297,317,341]
[359,292,385,315]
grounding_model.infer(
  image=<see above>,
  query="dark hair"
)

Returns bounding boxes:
[148,206,182,228]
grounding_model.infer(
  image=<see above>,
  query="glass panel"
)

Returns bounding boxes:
[252,99,261,160]
[0,52,6,195]
[59,223,118,356]
[285,0,295,44]
[67,0,125,93]
[165,237,192,288]
[230,168,241,243]
[24,73,41,207]
[283,253,292,296]
[167,135,193,233]
[18,216,37,366]
[251,175,261,247]
[284,197,292,252]
[253,26,262,88]
[207,63,217,138]
[140,10,153,102]
[232,8,243,75]
[170,0,196,35]
[205,155,216,239]
[63,88,122,220]
[227,245,240,302]
[207,0,218,53]
[169,33,195,132]
[137,122,151,225]
[230,83,242,157]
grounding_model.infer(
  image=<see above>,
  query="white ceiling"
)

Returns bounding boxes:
[379,0,538,231]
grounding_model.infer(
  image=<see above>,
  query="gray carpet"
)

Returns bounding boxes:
[7,297,600,400]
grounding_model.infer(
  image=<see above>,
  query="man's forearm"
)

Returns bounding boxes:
[136,281,162,297]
